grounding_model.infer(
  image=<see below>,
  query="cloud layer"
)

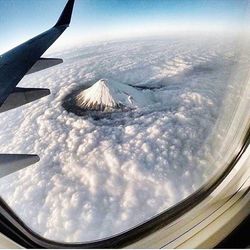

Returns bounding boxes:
[0,36,238,242]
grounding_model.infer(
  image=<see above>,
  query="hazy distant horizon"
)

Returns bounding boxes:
[0,0,248,53]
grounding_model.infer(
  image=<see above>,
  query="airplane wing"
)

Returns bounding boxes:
[0,154,39,178]
[0,87,50,113]
[26,58,63,75]
[0,0,75,178]
[0,0,75,113]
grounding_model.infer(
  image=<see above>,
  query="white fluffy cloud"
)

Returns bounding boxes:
[0,36,238,242]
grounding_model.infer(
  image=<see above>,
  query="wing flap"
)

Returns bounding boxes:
[0,154,39,178]
[0,87,50,113]
[26,58,63,75]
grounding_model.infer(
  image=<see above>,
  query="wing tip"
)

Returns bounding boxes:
[54,0,75,27]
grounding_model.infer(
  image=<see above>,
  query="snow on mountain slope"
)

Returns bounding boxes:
[75,79,152,111]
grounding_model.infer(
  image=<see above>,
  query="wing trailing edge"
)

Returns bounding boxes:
[0,87,50,113]
[0,154,40,178]
[26,58,63,75]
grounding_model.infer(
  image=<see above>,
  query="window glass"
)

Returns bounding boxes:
[0,0,249,243]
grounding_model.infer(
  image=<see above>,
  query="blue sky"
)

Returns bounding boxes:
[0,0,247,53]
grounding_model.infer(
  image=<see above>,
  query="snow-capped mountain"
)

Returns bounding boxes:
[75,79,151,111]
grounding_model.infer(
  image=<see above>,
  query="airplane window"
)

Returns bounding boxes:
[0,0,249,245]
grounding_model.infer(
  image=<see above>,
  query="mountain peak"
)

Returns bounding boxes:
[96,79,108,86]
[74,79,151,112]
